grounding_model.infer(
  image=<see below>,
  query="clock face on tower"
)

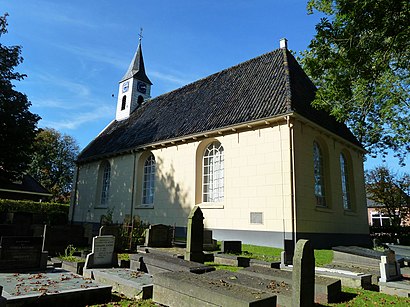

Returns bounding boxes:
[137,81,147,94]
[122,81,129,93]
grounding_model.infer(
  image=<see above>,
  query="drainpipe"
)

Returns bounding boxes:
[129,150,137,249]
[286,115,296,244]
[70,164,80,224]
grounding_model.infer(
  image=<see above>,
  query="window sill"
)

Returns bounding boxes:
[136,204,154,209]
[344,210,357,216]
[315,206,333,213]
[198,202,224,209]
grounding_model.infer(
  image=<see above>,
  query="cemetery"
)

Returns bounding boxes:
[0,205,409,306]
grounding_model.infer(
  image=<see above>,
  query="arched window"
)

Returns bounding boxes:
[121,96,126,110]
[203,141,224,202]
[137,95,144,105]
[313,141,326,207]
[142,154,156,204]
[340,153,351,210]
[100,161,111,207]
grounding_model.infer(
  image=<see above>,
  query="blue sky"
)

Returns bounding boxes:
[2,0,408,173]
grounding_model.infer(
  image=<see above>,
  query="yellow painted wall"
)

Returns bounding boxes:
[72,122,294,235]
[292,119,369,235]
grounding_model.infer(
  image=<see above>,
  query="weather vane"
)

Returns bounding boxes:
[139,28,143,42]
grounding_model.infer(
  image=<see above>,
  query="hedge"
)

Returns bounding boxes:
[0,199,69,225]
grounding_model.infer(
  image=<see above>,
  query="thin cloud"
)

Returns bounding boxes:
[40,105,113,130]
[150,70,193,86]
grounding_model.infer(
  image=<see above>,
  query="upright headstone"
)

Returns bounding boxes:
[0,236,48,272]
[379,250,401,282]
[99,225,121,251]
[85,235,118,269]
[145,224,172,247]
[292,239,315,307]
[221,241,242,254]
[184,206,204,263]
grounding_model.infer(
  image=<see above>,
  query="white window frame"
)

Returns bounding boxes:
[202,141,224,203]
[142,154,156,205]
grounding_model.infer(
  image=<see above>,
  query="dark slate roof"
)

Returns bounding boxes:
[0,174,51,196]
[120,41,152,84]
[78,48,361,163]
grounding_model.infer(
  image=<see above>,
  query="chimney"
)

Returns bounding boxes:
[280,38,288,49]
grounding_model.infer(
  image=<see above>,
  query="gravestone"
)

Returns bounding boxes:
[0,236,47,272]
[221,240,242,254]
[379,250,401,282]
[85,235,118,269]
[184,206,204,263]
[145,224,172,247]
[99,225,121,251]
[292,239,315,307]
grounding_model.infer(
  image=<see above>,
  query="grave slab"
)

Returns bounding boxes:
[130,252,215,275]
[0,270,111,306]
[379,279,410,297]
[241,266,341,304]
[332,246,404,268]
[153,271,277,307]
[315,267,372,289]
[89,268,153,300]
[214,253,250,267]
[204,270,291,306]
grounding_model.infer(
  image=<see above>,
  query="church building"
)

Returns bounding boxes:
[69,38,370,248]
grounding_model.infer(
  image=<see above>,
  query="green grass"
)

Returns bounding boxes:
[314,249,333,266]
[321,287,410,306]
[205,262,241,272]
[241,244,333,266]
[58,255,84,262]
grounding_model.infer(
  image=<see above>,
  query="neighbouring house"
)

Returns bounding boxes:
[69,38,370,249]
[367,197,410,227]
[0,174,52,202]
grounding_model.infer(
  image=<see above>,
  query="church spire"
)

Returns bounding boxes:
[116,30,152,121]
[120,30,152,85]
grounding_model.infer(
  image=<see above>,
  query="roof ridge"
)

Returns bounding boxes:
[281,48,293,112]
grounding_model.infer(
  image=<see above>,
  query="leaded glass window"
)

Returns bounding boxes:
[313,141,326,207]
[340,153,351,210]
[100,161,111,207]
[142,154,156,204]
[203,142,224,202]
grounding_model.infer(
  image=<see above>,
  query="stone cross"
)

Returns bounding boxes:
[379,250,401,282]
[185,206,204,263]
[292,239,315,307]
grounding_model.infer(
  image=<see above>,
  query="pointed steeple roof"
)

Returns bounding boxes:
[120,41,152,84]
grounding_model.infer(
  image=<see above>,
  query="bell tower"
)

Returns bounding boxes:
[116,30,152,121]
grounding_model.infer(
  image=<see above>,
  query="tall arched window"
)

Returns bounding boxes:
[142,154,156,204]
[313,141,326,207]
[121,96,126,110]
[340,153,351,210]
[100,161,111,207]
[203,141,224,202]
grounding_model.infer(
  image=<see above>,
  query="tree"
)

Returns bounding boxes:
[0,13,40,180]
[300,0,409,164]
[366,166,410,229]
[28,128,79,202]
